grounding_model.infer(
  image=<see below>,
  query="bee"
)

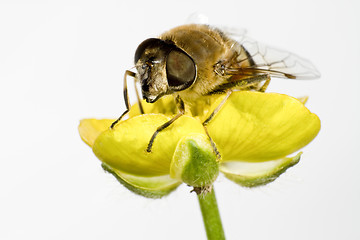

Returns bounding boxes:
[111,24,320,155]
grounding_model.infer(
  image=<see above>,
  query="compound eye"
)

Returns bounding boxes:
[166,49,196,90]
[134,38,163,64]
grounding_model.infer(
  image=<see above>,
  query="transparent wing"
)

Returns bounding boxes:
[185,15,248,38]
[185,12,209,25]
[217,26,247,42]
[226,35,321,80]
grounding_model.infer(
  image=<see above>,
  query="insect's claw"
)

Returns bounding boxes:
[215,150,221,160]
[146,132,157,153]
[146,145,152,153]
[110,120,118,129]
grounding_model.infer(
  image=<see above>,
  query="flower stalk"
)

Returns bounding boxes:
[197,187,225,240]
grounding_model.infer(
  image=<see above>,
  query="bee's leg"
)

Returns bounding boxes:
[110,70,136,129]
[258,75,271,92]
[134,76,144,114]
[146,96,185,153]
[202,91,233,159]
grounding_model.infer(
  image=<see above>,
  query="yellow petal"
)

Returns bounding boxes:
[207,91,320,162]
[128,96,177,117]
[93,114,206,176]
[78,119,114,147]
[102,163,181,198]
[220,152,301,187]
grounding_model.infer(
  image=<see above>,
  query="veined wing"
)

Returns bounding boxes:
[225,36,321,80]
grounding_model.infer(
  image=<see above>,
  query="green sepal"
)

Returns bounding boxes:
[170,134,219,188]
[220,152,302,187]
[102,163,181,199]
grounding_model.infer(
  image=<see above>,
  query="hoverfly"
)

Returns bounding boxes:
[111,24,320,155]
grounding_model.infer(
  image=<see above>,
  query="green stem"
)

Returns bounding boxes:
[197,186,225,240]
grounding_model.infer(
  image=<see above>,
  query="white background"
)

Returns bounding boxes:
[1,0,359,239]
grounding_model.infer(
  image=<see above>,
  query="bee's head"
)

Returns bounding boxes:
[134,38,196,103]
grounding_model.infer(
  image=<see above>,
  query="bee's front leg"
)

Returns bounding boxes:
[202,91,233,160]
[134,75,144,114]
[146,95,185,153]
[111,70,137,129]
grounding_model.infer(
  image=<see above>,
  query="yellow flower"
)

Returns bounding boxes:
[78,91,320,198]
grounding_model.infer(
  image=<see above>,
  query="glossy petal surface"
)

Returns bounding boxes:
[78,119,113,147]
[93,114,206,176]
[207,91,320,162]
